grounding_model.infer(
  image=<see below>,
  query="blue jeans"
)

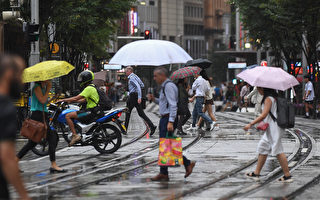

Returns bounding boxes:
[159,116,191,175]
[192,97,213,127]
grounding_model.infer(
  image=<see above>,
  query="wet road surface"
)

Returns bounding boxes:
[11,103,320,199]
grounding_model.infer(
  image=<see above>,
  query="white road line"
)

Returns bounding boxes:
[301,148,308,153]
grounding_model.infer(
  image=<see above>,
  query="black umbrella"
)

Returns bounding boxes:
[185,58,212,69]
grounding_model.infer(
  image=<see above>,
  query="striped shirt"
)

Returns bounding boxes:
[128,73,144,99]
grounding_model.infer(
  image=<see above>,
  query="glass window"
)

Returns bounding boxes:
[162,36,166,40]
[149,0,155,6]
[169,36,175,42]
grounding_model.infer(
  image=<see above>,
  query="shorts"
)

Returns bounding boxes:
[305,100,314,105]
[205,99,214,105]
[77,110,96,124]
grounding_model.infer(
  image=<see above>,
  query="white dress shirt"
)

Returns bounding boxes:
[192,76,208,97]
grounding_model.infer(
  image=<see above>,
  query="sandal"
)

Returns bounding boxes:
[245,172,260,180]
[278,175,293,183]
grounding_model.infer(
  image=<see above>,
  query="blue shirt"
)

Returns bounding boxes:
[128,73,144,99]
[31,83,48,112]
[156,79,178,122]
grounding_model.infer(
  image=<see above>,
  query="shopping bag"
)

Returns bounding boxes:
[158,133,183,167]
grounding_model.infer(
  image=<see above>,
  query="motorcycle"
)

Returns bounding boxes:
[32,102,127,155]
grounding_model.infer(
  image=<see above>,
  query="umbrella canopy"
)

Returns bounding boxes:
[185,58,212,69]
[93,79,105,87]
[237,66,299,91]
[170,67,202,81]
[94,71,107,81]
[109,40,192,66]
[23,60,75,83]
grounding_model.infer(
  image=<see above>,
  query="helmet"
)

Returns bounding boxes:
[77,70,94,88]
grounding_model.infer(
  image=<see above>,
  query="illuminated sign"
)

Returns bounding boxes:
[104,64,122,70]
[228,62,247,69]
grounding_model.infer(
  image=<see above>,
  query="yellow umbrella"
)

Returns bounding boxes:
[23,60,75,83]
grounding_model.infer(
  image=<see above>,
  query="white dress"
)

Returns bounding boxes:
[257,97,284,156]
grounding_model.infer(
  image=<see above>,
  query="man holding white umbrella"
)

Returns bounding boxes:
[124,67,157,135]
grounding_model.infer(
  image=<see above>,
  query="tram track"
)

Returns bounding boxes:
[163,112,315,200]
[37,130,205,198]
[25,121,156,189]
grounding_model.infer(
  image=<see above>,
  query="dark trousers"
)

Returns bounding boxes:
[177,110,191,131]
[125,92,154,129]
[17,111,58,162]
[0,170,9,199]
[159,116,191,175]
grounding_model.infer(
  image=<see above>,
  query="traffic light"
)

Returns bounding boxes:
[23,22,39,42]
[84,63,89,70]
[144,30,151,39]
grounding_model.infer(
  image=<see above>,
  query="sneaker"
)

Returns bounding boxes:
[209,122,216,131]
[69,134,81,147]
[186,125,198,131]
[185,125,194,131]
[213,125,220,131]
[177,129,187,136]
[278,175,293,183]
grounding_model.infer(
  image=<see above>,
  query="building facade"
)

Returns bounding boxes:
[158,0,184,46]
[137,0,159,39]
[204,0,231,50]
[183,0,206,59]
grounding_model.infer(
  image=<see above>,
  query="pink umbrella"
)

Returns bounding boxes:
[237,66,299,91]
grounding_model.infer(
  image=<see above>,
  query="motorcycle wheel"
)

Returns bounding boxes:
[31,130,59,157]
[92,124,122,154]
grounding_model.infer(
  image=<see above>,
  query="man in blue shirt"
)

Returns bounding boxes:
[150,67,195,181]
[124,66,156,135]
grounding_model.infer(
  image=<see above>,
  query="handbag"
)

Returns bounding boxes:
[256,121,269,131]
[20,106,47,143]
[158,132,183,167]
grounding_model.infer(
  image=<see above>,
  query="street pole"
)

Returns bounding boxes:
[29,0,40,67]
[235,8,240,52]
[29,0,39,100]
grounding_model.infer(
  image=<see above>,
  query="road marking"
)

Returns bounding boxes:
[301,148,308,153]
[288,161,298,168]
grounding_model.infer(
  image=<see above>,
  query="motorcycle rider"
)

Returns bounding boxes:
[58,70,101,146]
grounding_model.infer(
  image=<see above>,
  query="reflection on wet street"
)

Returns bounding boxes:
[11,109,320,199]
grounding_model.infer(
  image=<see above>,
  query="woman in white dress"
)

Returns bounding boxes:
[243,87,292,182]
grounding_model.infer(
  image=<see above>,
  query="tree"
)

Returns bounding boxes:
[232,0,320,70]
[18,0,135,90]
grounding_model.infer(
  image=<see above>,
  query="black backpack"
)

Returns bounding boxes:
[269,97,295,128]
[89,85,113,111]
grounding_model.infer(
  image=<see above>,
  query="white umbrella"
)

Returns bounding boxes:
[109,40,192,66]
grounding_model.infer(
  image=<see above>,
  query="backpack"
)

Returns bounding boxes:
[89,85,113,111]
[269,97,295,129]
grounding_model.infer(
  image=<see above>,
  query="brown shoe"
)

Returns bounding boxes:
[69,134,81,146]
[185,161,196,178]
[151,174,169,181]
